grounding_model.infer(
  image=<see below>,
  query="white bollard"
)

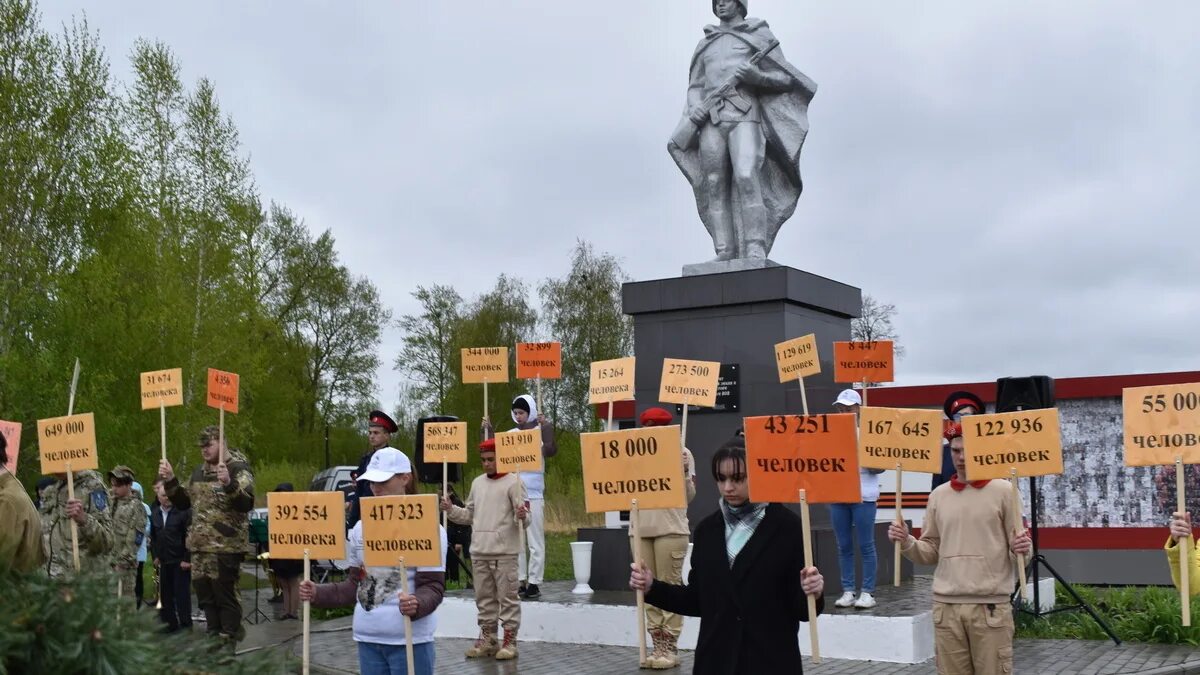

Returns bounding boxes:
[570,541,594,594]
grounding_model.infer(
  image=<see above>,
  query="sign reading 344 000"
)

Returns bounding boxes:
[461,347,509,384]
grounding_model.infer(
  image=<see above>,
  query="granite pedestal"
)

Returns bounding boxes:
[621,265,863,530]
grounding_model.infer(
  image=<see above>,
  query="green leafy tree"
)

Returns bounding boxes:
[538,240,633,431]
[394,285,463,414]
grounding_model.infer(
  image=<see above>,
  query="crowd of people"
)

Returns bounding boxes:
[2,383,1199,675]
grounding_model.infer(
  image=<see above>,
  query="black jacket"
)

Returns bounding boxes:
[149,502,191,564]
[646,503,824,675]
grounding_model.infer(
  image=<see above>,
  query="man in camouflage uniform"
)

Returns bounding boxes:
[39,468,113,578]
[159,426,255,642]
[108,465,146,601]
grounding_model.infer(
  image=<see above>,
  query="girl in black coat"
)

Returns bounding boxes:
[631,437,825,674]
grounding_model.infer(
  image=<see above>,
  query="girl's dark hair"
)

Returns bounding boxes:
[0,431,6,466]
[710,435,747,481]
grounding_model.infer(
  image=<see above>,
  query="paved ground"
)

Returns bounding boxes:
[233,572,1200,674]
[238,619,1200,674]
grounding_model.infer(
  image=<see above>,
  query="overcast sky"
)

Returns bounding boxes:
[39,1,1200,406]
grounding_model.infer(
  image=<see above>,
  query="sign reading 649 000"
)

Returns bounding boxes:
[38,412,98,474]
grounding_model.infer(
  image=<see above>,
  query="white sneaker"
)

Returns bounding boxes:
[834,591,856,608]
[854,592,877,609]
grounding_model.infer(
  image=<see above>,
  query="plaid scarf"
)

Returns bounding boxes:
[720,499,767,567]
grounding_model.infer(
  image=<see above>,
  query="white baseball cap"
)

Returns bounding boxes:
[834,389,862,407]
[358,448,413,483]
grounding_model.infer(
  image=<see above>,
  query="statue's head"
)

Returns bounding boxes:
[712,0,747,20]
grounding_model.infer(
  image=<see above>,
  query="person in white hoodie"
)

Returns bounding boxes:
[482,394,557,599]
[830,389,884,609]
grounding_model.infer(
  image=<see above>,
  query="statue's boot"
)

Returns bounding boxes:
[741,204,770,259]
[709,208,737,261]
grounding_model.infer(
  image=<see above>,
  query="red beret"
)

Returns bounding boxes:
[943,421,963,440]
[640,407,674,426]
[479,438,496,451]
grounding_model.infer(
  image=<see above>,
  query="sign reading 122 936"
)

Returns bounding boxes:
[961,409,1063,480]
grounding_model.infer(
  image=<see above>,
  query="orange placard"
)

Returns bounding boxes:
[461,347,509,384]
[589,357,635,403]
[833,341,894,384]
[961,409,1064,479]
[775,334,820,382]
[1123,383,1200,466]
[141,368,184,410]
[659,358,721,408]
[495,428,544,473]
[744,413,861,504]
[360,494,441,567]
[858,407,944,474]
[424,422,468,464]
[516,342,562,380]
[267,491,346,560]
[37,413,98,473]
[581,425,687,513]
[207,368,240,414]
[0,420,21,474]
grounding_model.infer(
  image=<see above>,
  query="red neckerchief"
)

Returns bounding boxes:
[949,473,991,491]
[486,472,508,480]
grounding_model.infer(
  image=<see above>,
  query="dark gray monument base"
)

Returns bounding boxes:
[622,265,862,530]
[577,527,633,592]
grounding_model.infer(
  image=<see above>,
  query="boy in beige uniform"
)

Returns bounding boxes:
[888,422,1031,674]
[441,437,529,660]
[633,407,696,669]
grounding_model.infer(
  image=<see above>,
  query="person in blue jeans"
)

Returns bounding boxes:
[301,448,446,675]
[830,389,884,609]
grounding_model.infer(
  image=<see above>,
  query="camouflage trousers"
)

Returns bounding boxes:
[192,552,245,641]
[114,565,138,600]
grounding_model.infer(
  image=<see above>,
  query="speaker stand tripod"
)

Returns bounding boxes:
[244,541,271,625]
[1015,476,1120,645]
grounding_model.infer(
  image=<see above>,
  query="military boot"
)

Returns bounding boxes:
[464,627,499,658]
[642,628,666,669]
[495,628,519,660]
[653,630,681,669]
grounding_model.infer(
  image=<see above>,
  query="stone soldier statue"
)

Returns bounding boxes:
[669,0,817,265]
[108,465,146,600]
[39,469,114,578]
[159,426,255,643]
